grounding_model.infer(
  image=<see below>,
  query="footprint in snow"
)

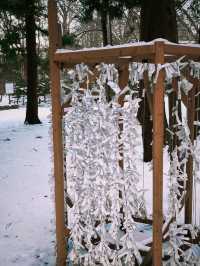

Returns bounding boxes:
[5,222,12,230]
[3,138,11,141]
[35,136,43,139]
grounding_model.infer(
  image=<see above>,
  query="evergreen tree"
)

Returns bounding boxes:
[0,0,46,124]
[78,0,139,46]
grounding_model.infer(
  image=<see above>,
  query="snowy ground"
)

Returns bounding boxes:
[0,107,55,266]
[0,105,199,266]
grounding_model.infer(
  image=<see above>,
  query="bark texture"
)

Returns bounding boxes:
[139,0,178,161]
[140,0,178,42]
[24,0,41,124]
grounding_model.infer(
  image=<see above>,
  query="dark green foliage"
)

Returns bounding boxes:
[190,0,200,18]
[0,32,24,59]
[77,0,140,45]
[0,0,48,124]
[38,53,50,97]
[62,34,76,46]
[0,0,44,17]
[0,0,47,60]
[78,0,139,22]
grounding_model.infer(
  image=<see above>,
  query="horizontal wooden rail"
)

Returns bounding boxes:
[54,42,200,66]
[54,44,155,64]
[59,57,139,67]
[165,43,200,57]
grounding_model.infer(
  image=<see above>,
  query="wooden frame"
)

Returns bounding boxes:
[48,1,200,265]
[48,1,67,265]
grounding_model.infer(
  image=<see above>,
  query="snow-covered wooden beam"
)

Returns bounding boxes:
[54,41,200,66]
[164,43,200,57]
[54,43,155,65]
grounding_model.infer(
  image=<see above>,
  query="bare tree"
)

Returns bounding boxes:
[57,0,80,35]
[177,0,200,42]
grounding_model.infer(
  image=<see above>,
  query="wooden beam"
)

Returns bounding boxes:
[118,64,129,103]
[133,216,154,225]
[185,78,196,224]
[54,44,155,65]
[144,70,153,116]
[56,55,182,69]
[54,42,200,66]
[48,1,67,265]
[118,64,129,170]
[152,41,165,266]
[165,43,200,57]
[60,57,135,67]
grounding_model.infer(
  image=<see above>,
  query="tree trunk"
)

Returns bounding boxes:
[107,13,113,45]
[24,0,41,124]
[198,27,200,44]
[100,10,108,46]
[139,0,178,161]
[137,81,153,162]
[140,0,178,42]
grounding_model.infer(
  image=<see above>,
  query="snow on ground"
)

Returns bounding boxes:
[0,107,55,266]
[0,105,199,266]
[0,95,18,106]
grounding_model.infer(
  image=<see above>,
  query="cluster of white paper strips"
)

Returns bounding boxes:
[63,59,200,265]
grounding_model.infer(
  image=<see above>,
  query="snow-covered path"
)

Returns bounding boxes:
[0,107,55,266]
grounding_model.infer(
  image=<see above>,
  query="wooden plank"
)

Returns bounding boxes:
[48,1,67,265]
[54,42,200,66]
[117,65,128,227]
[57,55,181,68]
[164,43,200,57]
[54,44,155,64]
[152,41,165,266]
[144,70,153,116]
[59,57,135,67]
[118,64,129,103]
[133,216,154,225]
[117,65,128,191]
[185,78,196,224]
[118,64,129,170]
[170,78,181,150]
[59,56,187,70]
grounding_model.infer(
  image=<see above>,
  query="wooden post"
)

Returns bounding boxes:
[118,64,129,169]
[152,41,165,266]
[48,1,67,265]
[144,71,153,116]
[185,81,196,224]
